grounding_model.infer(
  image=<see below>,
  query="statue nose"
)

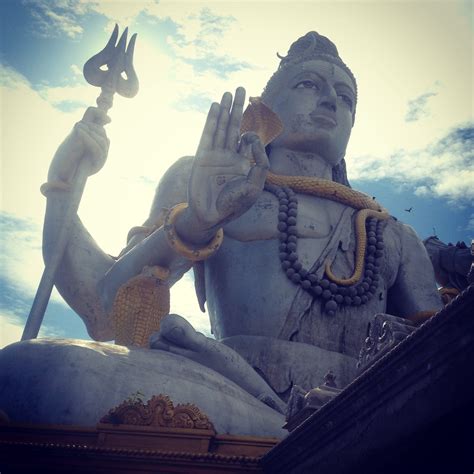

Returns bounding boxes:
[318,84,337,112]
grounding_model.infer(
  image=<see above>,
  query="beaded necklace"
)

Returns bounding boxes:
[264,183,386,316]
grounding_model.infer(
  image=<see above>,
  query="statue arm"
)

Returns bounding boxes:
[98,156,195,313]
[42,107,116,340]
[44,156,195,340]
[101,88,269,313]
[43,193,117,341]
[386,222,443,318]
[44,89,266,337]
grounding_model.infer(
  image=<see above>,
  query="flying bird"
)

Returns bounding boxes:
[404,207,413,213]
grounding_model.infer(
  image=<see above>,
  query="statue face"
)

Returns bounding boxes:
[269,59,356,166]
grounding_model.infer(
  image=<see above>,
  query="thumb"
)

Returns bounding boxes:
[238,131,260,160]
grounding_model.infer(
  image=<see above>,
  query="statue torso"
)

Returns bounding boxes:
[205,190,399,359]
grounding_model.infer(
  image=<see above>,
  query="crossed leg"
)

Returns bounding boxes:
[150,314,286,414]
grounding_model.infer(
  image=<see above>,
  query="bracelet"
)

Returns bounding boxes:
[40,181,71,196]
[164,203,224,262]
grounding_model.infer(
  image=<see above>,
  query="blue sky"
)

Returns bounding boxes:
[1,0,473,347]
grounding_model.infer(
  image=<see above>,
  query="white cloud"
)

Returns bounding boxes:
[0,213,64,305]
[405,90,438,122]
[348,123,474,203]
[70,64,83,77]
[1,65,73,221]
[414,185,430,197]
[23,0,88,38]
[80,0,157,30]
[0,308,72,349]
[0,312,24,349]
[466,214,474,232]
[37,82,95,108]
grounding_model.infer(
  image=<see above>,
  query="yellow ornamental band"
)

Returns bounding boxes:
[164,203,224,262]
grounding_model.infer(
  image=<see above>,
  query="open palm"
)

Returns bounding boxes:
[188,87,269,230]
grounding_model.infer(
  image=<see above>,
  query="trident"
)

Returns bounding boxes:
[22,25,139,340]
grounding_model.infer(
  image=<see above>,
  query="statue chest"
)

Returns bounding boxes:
[205,195,369,342]
[224,191,346,243]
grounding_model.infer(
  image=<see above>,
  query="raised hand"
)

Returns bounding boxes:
[47,106,110,183]
[180,87,269,244]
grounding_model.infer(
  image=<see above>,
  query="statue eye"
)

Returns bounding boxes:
[295,80,319,90]
[338,93,353,109]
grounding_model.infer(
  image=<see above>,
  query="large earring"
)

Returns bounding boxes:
[240,97,284,146]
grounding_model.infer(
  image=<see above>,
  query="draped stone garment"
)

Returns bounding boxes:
[223,208,362,399]
[223,209,438,400]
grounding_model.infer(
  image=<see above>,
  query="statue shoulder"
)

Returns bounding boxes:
[387,217,424,248]
[383,216,434,273]
[152,156,194,209]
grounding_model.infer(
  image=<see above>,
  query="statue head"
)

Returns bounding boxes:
[261,32,357,186]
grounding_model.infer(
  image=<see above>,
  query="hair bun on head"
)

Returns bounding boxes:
[277,32,341,68]
[262,31,357,119]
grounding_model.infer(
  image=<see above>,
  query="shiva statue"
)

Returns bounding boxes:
[0,32,442,437]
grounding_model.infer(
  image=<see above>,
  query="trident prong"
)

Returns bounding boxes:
[83,24,139,110]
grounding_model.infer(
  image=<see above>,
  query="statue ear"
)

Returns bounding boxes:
[240,97,284,146]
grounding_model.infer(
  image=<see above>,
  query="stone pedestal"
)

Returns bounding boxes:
[262,285,474,473]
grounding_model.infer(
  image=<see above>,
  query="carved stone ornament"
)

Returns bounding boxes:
[357,313,416,372]
[284,372,342,432]
[100,394,215,431]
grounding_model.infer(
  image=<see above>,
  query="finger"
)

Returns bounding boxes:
[160,314,203,352]
[82,106,111,126]
[75,127,107,172]
[213,92,232,149]
[86,122,109,144]
[149,333,196,360]
[237,131,255,161]
[247,137,269,188]
[197,102,220,153]
[226,86,246,150]
[76,127,99,157]
[77,122,109,154]
[89,130,110,160]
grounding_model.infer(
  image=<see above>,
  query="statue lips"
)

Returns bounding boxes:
[309,111,338,128]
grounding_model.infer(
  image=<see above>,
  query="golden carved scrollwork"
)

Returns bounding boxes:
[100,394,214,431]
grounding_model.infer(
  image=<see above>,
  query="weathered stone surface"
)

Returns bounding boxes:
[20,30,443,438]
[0,338,286,438]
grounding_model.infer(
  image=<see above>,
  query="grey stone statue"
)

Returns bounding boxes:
[424,236,473,291]
[0,32,442,437]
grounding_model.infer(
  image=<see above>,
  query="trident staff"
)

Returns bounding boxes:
[22,25,139,340]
